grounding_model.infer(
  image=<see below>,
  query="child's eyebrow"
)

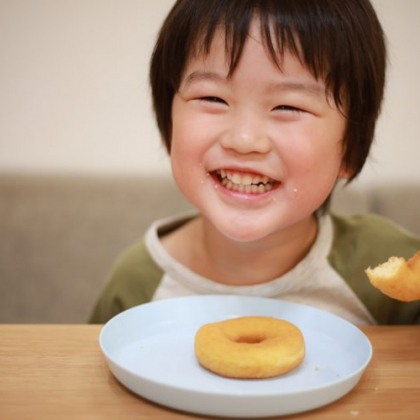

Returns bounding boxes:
[181,71,325,98]
[181,71,225,88]
[267,81,326,98]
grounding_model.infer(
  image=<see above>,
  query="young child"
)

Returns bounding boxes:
[89,0,420,325]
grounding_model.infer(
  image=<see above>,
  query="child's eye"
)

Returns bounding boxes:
[273,105,303,113]
[198,96,227,104]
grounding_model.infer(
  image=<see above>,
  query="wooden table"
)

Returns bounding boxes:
[0,325,419,419]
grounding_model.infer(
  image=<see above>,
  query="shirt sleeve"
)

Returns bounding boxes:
[88,238,163,324]
[328,213,420,325]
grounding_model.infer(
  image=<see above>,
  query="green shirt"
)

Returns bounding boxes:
[89,213,420,325]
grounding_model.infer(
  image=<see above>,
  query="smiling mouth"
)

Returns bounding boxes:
[214,169,278,194]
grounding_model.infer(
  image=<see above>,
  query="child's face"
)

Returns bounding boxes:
[170,23,350,243]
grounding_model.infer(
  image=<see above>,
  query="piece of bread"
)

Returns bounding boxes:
[365,250,420,302]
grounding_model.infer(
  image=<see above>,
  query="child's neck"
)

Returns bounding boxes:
[161,214,318,286]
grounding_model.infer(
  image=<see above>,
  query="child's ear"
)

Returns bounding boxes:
[338,162,354,180]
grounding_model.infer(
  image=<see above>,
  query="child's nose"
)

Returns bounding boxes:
[219,115,272,155]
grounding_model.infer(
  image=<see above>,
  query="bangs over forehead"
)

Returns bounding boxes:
[193,2,327,78]
[167,0,372,109]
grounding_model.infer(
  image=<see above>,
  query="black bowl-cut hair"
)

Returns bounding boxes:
[150,0,387,184]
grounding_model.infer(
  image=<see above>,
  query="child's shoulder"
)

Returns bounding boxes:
[328,212,420,285]
[88,238,163,323]
[328,213,420,325]
[112,238,162,279]
[330,212,420,256]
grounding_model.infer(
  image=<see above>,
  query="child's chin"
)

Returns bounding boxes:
[215,221,274,243]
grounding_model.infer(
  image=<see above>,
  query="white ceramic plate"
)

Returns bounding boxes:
[99,295,372,418]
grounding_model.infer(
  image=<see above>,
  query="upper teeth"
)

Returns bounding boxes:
[217,170,273,186]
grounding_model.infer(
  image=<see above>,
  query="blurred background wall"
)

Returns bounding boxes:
[0,0,419,186]
[1,0,419,324]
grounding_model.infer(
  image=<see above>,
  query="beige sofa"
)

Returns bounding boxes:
[1,173,419,324]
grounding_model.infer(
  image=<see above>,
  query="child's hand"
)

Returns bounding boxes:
[365,250,420,301]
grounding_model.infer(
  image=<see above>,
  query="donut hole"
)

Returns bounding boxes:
[235,334,266,344]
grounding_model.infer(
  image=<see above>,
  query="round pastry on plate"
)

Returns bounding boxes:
[194,316,305,379]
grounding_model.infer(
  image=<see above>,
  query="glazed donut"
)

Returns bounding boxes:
[194,316,305,379]
[365,250,420,302]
